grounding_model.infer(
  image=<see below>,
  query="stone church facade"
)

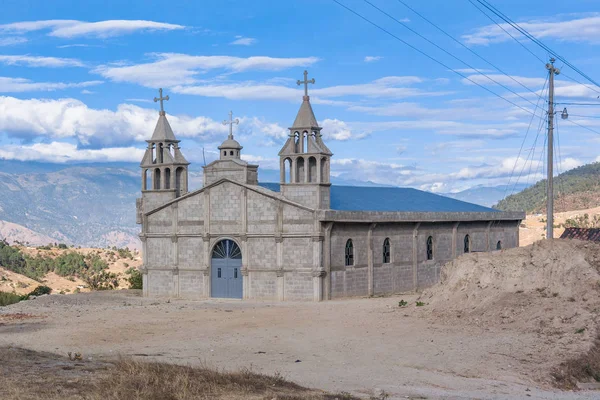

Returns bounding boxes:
[137,73,524,301]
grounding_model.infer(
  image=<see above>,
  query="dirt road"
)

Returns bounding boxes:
[0,291,595,399]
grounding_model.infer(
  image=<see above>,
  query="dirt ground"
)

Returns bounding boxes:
[0,289,597,400]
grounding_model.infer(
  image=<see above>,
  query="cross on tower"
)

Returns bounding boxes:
[222,110,239,139]
[297,70,315,98]
[154,88,170,114]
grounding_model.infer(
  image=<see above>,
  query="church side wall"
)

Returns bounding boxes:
[328,219,521,299]
[142,181,320,301]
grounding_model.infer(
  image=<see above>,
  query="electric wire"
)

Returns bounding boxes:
[503,75,548,202]
[393,0,542,99]
[474,0,600,94]
[467,0,545,64]
[331,0,545,120]
[361,0,542,109]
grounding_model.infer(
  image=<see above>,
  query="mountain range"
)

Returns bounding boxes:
[0,159,536,248]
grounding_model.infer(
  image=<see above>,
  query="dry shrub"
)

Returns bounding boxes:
[91,359,358,400]
[0,347,359,400]
[552,336,600,389]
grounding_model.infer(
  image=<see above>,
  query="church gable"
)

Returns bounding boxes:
[247,189,278,234]
[209,181,242,234]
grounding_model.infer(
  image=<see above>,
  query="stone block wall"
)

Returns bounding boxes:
[281,184,329,209]
[328,219,520,299]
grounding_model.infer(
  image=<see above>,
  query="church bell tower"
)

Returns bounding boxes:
[138,88,190,214]
[278,70,332,209]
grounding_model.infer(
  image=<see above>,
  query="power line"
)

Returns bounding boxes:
[467,0,545,64]
[567,114,600,119]
[331,0,545,120]
[557,102,600,106]
[393,0,542,98]
[362,0,542,109]
[503,75,548,201]
[474,0,600,94]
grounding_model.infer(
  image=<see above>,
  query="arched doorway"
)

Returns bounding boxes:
[211,239,243,299]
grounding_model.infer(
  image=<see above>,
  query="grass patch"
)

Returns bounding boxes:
[0,347,361,400]
[416,301,426,307]
[0,292,22,307]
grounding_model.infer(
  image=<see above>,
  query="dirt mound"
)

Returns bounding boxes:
[419,239,600,386]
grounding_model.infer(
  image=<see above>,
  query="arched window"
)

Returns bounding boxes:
[143,169,149,190]
[320,157,327,182]
[426,236,434,260]
[294,131,300,152]
[383,238,391,264]
[464,234,470,253]
[230,150,234,156]
[164,168,171,189]
[175,167,184,196]
[223,151,226,156]
[496,240,502,250]
[304,130,309,152]
[296,157,305,183]
[284,158,292,183]
[308,156,317,183]
[153,168,161,190]
[345,239,354,266]
[158,143,164,163]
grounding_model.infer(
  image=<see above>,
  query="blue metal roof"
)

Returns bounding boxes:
[258,183,499,213]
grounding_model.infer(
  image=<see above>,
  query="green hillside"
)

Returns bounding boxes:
[495,162,600,213]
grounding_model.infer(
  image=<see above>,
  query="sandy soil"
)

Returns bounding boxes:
[520,206,600,246]
[0,290,596,400]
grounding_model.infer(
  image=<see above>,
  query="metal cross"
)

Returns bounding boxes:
[297,70,315,97]
[222,110,239,139]
[154,88,170,113]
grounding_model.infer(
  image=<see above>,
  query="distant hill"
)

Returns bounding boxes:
[0,160,394,248]
[496,162,600,213]
[442,184,529,208]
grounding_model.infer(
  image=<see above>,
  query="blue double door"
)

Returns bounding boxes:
[211,239,243,299]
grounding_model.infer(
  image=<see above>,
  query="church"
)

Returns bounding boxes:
[136,72,525,301]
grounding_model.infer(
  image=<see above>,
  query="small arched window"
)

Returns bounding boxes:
[230,150,234,156]
[383,238,391,264]
[426,236,434,260]
[464,235,470,253]
[223,151,226,156]
[496,240,502,250]
[345,239,354,266]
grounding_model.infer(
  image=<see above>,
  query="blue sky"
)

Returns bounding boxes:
[0,0,599,193]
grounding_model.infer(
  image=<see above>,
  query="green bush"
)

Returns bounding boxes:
[0,291,22,306]
[28,285,52,297]
[85,271,119,291]
[125,267,143,290]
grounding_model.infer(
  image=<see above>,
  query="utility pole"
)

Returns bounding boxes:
[546,58,560,239]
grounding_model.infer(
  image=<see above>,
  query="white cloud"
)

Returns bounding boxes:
[559,157,583,171]
[0,37,27,46]
[321,119,369,141]
[80,90,95,94]
[94,53,320,87]
[398,18,411,23]
[174,76,446,104]
[364,56,382,62]
[0,77,102,93]
[0,96,295,148]
[0,141,145,163]
[0,19,184,38]
[463,15,600,45]
[230,36,257,46]
[0,55,84,67]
